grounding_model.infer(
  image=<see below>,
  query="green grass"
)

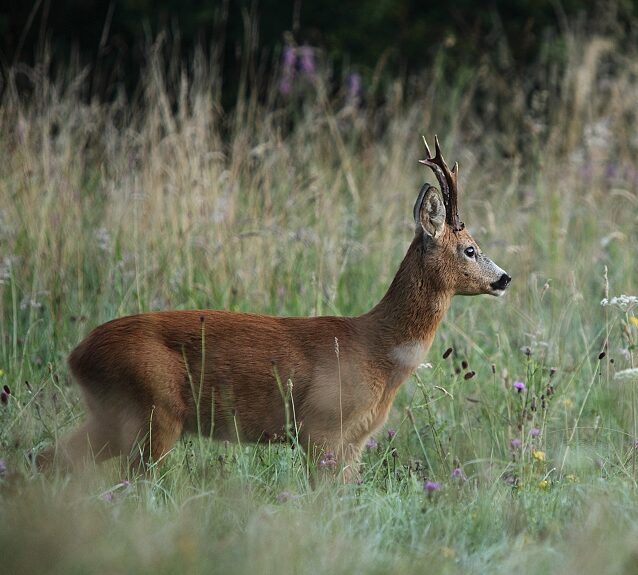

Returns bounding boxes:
[1,29,638,574]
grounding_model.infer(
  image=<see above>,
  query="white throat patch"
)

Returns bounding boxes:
[390,341,427,370]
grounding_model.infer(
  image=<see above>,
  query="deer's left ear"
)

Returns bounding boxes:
[414,184,446,239]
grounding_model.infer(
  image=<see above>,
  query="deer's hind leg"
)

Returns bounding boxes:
[120,403,185,472]
[36,409,119,472]
[37,383,185,473]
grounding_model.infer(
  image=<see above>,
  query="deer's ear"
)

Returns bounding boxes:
[414,184,446,239]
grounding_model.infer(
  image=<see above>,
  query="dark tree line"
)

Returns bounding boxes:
[0,0,635,105]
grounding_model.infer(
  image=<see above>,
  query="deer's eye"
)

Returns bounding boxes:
[464,246,476,259]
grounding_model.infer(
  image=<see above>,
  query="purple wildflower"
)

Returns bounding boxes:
[513,380,526,392]
[279,78,292,96]
[0,459,6,476]
[424,480,441,493]
[282,45,296,70]
[451,467,467,481]
[365,437,378,450]
[346,73,362,104]
[298,46,315,76]
[0,391,7,405]
[387,429,396,440]
[510,438,522,449]
[279,45,296,95]
[504,475,518,487]
[99,491,114,502]
[605,163,618,180]
[277,491,292,503]
[530,428,541,438]
[319,451,337,468]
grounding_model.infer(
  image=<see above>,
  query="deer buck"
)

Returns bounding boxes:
[37,137,511,480]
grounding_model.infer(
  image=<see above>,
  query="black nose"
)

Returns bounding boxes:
[491,273,511,291]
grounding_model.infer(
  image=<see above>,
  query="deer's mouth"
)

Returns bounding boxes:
[490,273,511,296]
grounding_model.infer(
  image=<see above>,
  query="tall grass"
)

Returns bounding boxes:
[1,25,637,574]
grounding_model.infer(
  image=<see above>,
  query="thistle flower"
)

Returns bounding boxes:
[530,427,541,438]
[451,467,467,481]
[0,459,6,476]
[510,438,522,449]
[365,437,378,450]
[387,429,396,440]
[424,480,441,493]
[319,451,337,468]
[513,380,526,392]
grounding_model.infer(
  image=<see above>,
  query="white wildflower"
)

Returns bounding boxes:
[601,295,638,313]
[20,297,42,310]
[584,118,611,150]
[614,369,638,383]
[95,227,112,253]
[0,256,14,285]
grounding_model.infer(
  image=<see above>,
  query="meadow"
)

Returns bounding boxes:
[0,30,637,574]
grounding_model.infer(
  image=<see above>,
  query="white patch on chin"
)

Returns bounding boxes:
[490,288,506,297]
[391,341,427,369]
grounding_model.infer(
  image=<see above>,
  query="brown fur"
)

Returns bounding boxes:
[37,185,509,480]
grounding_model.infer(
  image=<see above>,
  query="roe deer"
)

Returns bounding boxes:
[37,137,511,480]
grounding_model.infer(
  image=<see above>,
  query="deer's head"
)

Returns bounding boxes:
[414,136,511,297]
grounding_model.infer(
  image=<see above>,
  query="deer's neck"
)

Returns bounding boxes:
[362,236,452,373]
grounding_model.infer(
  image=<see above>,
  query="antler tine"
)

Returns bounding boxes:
[434,134,442,159]
[422,136,433,159]
[418,136,464,232]
[418,156,450,202]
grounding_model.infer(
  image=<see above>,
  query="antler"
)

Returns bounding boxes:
[418,135,464,232]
